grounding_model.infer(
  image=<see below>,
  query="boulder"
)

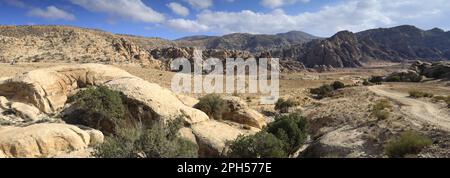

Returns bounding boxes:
[0,96,8,110]
[10,102,43,121]
[0,123,104,158]
[104,77,209,125]
[191,120,258,157]
[222,96,267,129]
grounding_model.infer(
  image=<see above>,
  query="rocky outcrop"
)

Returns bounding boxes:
[385,70,423,82]
[0,64,264,158]
[302,31,363,68]
[0,123,103,158]
[222,96,267,129]
[409,60,450,80]
[191,120,258,157]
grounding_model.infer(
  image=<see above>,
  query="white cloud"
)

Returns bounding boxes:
[70,0,164,23]
[167,2,190,17]
[27,6,76,21]
[175,0,450,36]
[183,0,213,9]
[166,19,209,32]
[260,0,310,9]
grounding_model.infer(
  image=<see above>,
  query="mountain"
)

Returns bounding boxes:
[273,25,450,68]
[176,31,320,52]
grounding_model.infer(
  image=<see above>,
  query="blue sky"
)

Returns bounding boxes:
[1,0,450,40]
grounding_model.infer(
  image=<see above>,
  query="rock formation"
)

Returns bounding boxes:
[0,64,267,157]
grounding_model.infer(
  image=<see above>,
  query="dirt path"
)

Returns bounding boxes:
[369,85,450,131]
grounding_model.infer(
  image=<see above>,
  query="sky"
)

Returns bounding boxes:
[1,0,450,40]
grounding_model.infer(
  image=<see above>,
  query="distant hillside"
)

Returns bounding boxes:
[273,25,450,68]
[176,31,319,52]
[0,25,171,67]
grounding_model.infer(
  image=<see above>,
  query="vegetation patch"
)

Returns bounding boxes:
[64,86,126,134]
[93,117,198,158]
[371,99,393,120]
[409,90,434,98]
[227,113,309,158]
[310,81,347,99]
[385,131,432,158]
[274,98,298,113]
[194,94,228,120]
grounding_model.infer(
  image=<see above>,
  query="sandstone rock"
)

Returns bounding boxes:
[0,96,8,110]
[10,102,43,121]
[222,96,267,129]
[408,61,450,80]
[84,129,104,146]
[176,94,199,108]
[191,120,258,157]
[0,123,103,158]
[104,77,209,125]
[0,64,135,114]
[178,127,197,145]
[302,126,366,158]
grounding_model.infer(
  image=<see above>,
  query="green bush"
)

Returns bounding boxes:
[64,86,126,134]
[310,84,334,99]
[362,80,371,86]
[93,117,198,158]
[227,132,287,158]
[274,98,298,113]
[267,113,309,154]
[369,76,384,84]
[385,131,432,158]
[385,76,401,82]
[371,99,393,120]
[409,90,434,98]
[332,81,346,90]
[194,94,228,120]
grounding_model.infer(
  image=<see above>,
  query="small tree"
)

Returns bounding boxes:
[194,94,228,120]
[64,86,126,134]
[227,132,287,158]
[369,76,384,84]
[332,81,346,90]
[385,131,432,158]
[267,113,309,154]
[275,98,298,113]
[310,84,334,99]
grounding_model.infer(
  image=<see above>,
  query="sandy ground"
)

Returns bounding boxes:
[369,85,450,131]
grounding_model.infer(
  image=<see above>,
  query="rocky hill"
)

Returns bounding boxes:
[176,31,319,52]
[0,25,173,68]
[272,25,450,68]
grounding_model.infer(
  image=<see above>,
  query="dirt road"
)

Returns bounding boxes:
[369,85,450,131]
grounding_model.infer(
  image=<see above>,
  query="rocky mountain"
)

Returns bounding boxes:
[273,25,450,68]
[176,31,320,52]
[0,25,173,68]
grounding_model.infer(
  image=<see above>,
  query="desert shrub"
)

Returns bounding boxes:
[409,90,434,98]
[93,117,198,158]
[371,99,393,120]
[369,76,384,84]
[267,113,309,154]
[274,98,298,113]
[385,131,432,158]
[194,94,228,120]
[362,80,371,86]
[332,81,346,90]
[310,84,334,99]
[227,132,287,158]
[64,86,126,134]
[385,76,401,82]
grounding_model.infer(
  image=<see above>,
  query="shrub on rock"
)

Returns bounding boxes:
[63,86,126,134]
[194,94,228,120]
[227,132,287,158]
[267,113,309,154]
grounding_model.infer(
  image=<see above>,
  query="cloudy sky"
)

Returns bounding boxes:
[1,0,450,39]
